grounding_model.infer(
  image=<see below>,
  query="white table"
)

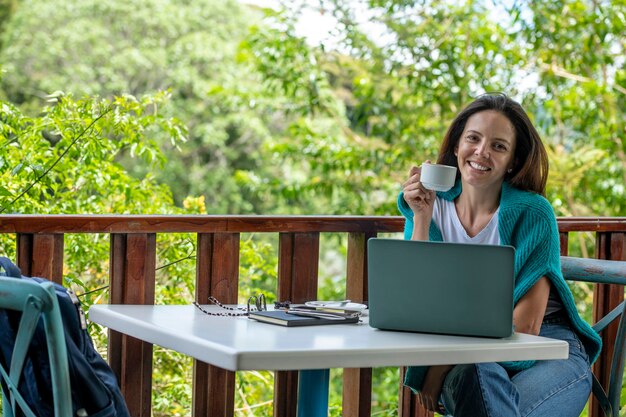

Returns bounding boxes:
[89,305,569,416]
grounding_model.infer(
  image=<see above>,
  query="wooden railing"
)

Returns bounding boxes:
[0,215,624,417]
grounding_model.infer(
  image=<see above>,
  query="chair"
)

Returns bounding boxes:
[561,256,626,417]
[0,276,72,417]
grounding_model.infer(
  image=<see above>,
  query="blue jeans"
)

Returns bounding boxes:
[439,315,592,417]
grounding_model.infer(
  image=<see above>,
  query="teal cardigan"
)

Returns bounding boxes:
[397,180,602,392]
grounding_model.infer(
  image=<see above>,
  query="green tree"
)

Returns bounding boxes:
[243,0,625,219]
[241,1,625,414]
[242,0,529,216]
[519,0,626,220]
[0,0,285,214]
[0,91,186,214]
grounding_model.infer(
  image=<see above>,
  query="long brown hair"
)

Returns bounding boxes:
[436,93,548,195]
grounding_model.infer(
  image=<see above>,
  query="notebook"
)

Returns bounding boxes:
[367,238,515,338]
[249,309,360,327]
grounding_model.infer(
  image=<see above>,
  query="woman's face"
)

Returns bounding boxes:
[454,110,516,192]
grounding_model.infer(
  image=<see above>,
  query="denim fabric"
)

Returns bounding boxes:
[439,318,592,417]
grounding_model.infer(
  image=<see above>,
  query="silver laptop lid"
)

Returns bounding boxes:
[367,238,515,338]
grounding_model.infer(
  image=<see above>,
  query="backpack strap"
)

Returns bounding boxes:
[0,257,22,278]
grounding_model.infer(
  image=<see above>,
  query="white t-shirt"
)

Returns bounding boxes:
[432,197,500,245]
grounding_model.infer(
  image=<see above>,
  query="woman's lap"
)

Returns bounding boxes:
[512,321,592,416]
[440,321,592,417]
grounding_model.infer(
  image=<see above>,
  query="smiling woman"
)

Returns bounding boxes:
[396,93,601,417]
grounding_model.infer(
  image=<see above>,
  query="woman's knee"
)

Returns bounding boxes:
[446,363,507,387]
[445,364,476,384]
[516,362,592,417]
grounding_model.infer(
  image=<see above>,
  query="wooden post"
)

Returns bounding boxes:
[343,232,375,417]
[192,233,240,417]
[109,233,156,417]
[274,232,320,417]
[559,232,569,256]
[17,233,64,284]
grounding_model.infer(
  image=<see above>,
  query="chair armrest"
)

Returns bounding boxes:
[561,256,626,286]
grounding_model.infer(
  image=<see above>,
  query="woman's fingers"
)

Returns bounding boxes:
[403,180,424,192]
[417,393,437,412]
[404,187,434,204]
[403,166,421,189]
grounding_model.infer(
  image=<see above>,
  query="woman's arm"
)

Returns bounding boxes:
[513,276,551,335]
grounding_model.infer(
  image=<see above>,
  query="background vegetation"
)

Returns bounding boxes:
[0,0,624,415]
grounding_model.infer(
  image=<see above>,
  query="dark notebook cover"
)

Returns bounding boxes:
[248,310,360,327]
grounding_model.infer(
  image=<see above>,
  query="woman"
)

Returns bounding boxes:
[398,93,601,416]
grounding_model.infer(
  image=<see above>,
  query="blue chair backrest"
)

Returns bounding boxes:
[561,256,626,417]
[0,256,130,417]
[0,276,72,417]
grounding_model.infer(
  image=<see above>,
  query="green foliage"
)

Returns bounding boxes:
[244,0,625,217]
[520,0,626,218]
[0,91,186,214]
[2,0,625,218]
[1,0,249,100]
[0,88,190,305]
[152,349,193,416]
[242,16,341,118]
[0,0,277,213]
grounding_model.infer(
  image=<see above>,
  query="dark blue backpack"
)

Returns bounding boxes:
[0,257,130,417]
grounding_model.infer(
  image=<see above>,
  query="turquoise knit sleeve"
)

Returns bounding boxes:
[404,365,429,393]
[397,191,414,241]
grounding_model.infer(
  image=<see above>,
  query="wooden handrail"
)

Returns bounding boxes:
[557,217,626,232]
[0,215,405,233]
[2,214,626,233]
[1,215,624,417]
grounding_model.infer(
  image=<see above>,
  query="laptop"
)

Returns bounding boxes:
[367,238,515,338]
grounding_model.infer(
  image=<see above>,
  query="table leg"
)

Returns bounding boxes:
[297,369,330,417]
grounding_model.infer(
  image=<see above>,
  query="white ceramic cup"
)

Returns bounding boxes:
[420,163,457,192]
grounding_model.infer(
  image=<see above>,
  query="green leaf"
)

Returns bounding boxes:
[11,162,24,176]
[0,186,13,197]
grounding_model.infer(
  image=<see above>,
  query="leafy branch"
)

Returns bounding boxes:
[0,105,113,214]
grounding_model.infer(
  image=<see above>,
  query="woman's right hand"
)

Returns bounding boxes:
[402,162,436,220]
[418,364,453,414]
